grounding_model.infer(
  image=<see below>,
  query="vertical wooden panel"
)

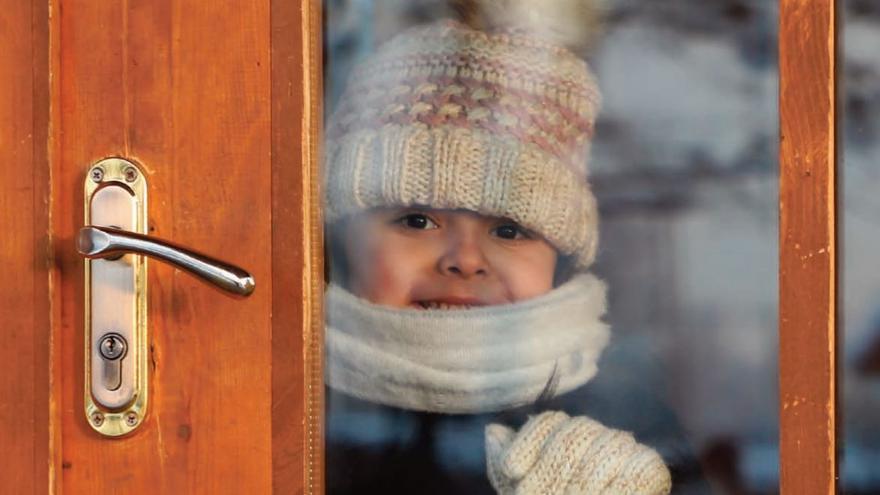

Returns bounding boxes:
[271,0,324,492]
[57,0,272,492]
[779,1,838,493]
[0,0,54,492]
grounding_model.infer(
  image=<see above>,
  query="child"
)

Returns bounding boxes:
[324,1,672,492]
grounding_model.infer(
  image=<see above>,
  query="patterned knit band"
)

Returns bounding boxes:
[325,20,602,268]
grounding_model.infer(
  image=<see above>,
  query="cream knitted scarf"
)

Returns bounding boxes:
[325,273,610,414]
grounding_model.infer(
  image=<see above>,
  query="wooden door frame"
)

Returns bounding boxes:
[778,0,838,492]
[1,0,839,493]
[271,0,324,493]
[0,0,55,492]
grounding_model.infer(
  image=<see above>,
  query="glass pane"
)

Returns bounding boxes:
[323,2,779,493]
[842,2,880,493]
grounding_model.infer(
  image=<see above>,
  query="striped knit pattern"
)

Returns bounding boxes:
[325,20,602,268]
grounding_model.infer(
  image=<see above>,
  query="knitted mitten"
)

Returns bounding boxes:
[485,411,672,495]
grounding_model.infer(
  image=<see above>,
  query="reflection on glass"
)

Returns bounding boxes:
[324,1,778,493]
[842,2,880,493]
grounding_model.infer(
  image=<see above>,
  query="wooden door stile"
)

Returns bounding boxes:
[779,0,839,492]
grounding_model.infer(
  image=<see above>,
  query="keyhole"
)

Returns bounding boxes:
[98,333,127,391]
[99,333,127,361]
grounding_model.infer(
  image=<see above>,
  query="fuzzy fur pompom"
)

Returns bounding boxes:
[451,0,605,52]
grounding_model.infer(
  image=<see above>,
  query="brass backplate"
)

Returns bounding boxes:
[83,158,148,437]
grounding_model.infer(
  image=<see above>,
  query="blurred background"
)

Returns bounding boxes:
[841,2,880,494]
[324,1,880,493]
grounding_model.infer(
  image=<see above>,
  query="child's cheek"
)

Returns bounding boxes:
[511,270,554,300]
[365,255,403,302]
[350,233,415,307]
[496,245,557,301]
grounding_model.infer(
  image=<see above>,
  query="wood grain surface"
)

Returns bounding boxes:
[779,1,838,493]
[0,0,55,492]
[56,0,273,492]
[271,0,324,493]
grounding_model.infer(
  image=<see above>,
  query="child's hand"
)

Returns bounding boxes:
[485,411,671,495]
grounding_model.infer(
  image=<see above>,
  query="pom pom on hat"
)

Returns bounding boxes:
[451,0,606,53]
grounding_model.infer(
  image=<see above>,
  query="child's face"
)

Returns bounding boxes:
[338,207,558,309]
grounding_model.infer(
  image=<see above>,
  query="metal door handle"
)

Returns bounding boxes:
[80,157,256,437]
[77,226,255,297]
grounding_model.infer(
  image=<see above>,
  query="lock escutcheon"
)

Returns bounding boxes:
[83,158,148,437]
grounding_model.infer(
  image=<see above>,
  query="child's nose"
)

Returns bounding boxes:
[438,235,489,278]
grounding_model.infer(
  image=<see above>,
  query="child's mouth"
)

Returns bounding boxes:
[415,300,481,310]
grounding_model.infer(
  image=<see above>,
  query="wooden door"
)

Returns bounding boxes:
[1,0,323,493]
[2,0,842,493]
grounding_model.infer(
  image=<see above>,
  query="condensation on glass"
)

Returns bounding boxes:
[323,1,779,493]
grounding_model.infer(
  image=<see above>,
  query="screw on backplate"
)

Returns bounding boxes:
[90,167,104,183]
[123,166,138,183]
[91,412,105,427]
[125,412,139,427]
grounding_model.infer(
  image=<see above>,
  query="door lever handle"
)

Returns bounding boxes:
[77,225,255,297]
[80,157,256,437]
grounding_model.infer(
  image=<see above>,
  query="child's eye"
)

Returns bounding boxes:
[397,213,439,230]
[492,223,530,240]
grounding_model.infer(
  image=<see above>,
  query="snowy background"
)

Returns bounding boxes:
[324,1,880,492]
[841,2,880,494]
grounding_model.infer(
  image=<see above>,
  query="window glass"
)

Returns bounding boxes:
[842,2,880,492]
[324,2,779,493]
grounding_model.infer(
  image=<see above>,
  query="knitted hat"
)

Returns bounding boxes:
[325,0,603,268]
